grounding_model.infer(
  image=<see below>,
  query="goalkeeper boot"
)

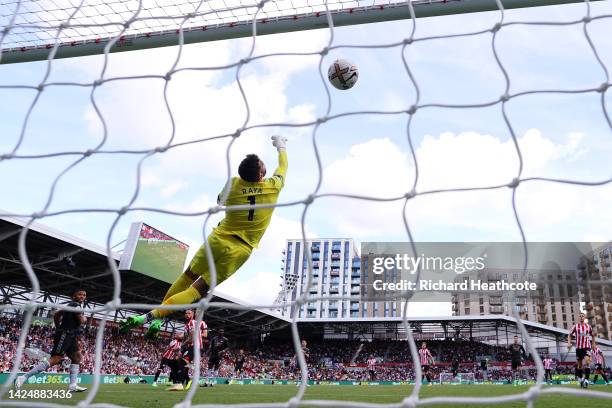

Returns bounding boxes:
[120,315,146,333]
[145,319,163,339]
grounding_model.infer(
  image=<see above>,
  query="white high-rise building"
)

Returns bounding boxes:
[276,239,361,319]
[276,239,404,320]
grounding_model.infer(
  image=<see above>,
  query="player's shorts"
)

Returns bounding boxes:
[189,232,252,285]
[208,355,222,370]
[160,358,174,369]
[421,365,430,372]
[235,361,244,372]
[511,360,521,370]
[368,369,375,377]
[50,330,78,356]
[181,344,201,363]
[576,348,590,360]
[595,364,603,371]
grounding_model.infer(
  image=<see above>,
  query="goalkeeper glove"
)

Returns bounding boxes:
[271,135,287,151]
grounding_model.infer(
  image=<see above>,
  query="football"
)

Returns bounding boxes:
[327,58,359,90]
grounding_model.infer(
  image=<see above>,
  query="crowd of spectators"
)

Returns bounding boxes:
[1,315,606,383]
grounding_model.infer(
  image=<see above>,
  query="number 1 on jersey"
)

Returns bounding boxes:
[247,195,256,221]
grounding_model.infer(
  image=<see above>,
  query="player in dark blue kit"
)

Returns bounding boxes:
[15,289,88,392]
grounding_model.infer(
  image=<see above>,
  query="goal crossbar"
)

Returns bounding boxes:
[0,0,597,64]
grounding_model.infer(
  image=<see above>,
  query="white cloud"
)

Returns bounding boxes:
[217,271,282,306]
[160,179,189,198]
[317,129,609,241]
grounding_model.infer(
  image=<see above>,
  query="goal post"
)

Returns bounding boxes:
[439,372,476,384]
[0,0,600,64]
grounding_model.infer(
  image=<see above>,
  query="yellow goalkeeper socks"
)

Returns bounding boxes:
[153,286,202,319]
[163,272,196,302]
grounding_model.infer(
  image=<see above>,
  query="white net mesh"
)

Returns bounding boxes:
[1,0,612,407]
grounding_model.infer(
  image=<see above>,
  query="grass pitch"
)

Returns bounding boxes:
[4,383,611,407]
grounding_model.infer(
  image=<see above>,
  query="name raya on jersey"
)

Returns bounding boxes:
[215,151,287,249]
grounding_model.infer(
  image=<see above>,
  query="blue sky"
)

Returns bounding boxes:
[0,2,611,313]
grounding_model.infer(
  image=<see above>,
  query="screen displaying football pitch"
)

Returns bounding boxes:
[119,222,189,284]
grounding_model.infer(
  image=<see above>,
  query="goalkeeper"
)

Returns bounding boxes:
[122,136,288,337]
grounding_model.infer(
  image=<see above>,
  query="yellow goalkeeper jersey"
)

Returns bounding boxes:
[214,151,287,248]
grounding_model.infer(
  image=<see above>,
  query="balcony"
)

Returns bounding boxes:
[329,303,338,310]
[351,287,360,294]
[330,270,340,276]
[332,245,342,252]
[311,245,320,253]
[351,279,360,285]
[490,306,504,314]
[329,286,339,294]
[331,253,341,260]
[490,298,503,306]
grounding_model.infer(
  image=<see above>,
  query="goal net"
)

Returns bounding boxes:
[1,0,612,407]
[439,372,476,385]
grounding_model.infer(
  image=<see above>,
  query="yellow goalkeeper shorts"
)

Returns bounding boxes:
[189,232,252,285]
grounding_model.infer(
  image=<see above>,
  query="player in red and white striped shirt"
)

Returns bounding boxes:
[542,356,554,383]
[418,342,434,386]
[568,312,596,388]
[170,309,208,391]
[591,346,609,385]
[366,356,377,381]
[153,332,182,386]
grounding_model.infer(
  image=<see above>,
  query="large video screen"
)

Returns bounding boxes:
[119,222,189,284]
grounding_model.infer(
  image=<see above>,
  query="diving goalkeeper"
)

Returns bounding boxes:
[122,136,288,337]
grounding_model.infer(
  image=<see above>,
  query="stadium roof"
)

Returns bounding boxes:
[0,214,289,336]
[298,315,612,347]
[0,214,167,304]
[2,214,610,344]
